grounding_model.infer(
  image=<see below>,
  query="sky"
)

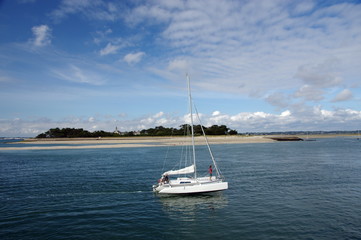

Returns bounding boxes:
[0,0,361,137]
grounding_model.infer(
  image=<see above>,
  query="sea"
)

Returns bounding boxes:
[0,137,360,240]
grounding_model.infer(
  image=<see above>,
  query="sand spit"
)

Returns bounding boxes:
[4,134,356,151]
[2,136,274,151]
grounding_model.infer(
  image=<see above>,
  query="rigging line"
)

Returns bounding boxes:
[163,127,187,174]
[194,105,224,180]
[176,123,191,174]
[162,143,171,175]
[180,124,190,169]
[162,127,176,174]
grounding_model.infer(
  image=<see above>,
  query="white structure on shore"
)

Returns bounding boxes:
[114,127,121,135]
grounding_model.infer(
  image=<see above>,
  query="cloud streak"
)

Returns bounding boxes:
[52,64,106,85]
[31,25,52,47]
[100,43,121,56]
[123,52,145,65]
[50,0,118,22]
[124,0,361,98]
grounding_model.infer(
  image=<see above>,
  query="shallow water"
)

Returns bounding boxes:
[1,138,360,239]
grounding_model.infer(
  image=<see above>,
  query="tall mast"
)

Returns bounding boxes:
[187,74,197,179]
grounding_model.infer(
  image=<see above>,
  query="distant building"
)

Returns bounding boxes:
[114,127,141,136]
[114,126,121,135]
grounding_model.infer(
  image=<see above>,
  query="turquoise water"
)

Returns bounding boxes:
[1,138,360,239]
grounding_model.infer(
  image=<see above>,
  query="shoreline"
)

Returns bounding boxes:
[3,136,273,151]
[1,134,358,151]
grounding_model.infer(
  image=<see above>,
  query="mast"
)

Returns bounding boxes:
[187,74,197,179]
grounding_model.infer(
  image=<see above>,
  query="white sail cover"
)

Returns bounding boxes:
[163,165,195,176]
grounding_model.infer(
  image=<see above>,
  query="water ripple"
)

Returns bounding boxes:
[1,139,361,239]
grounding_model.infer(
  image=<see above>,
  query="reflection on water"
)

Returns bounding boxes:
[158,193,228,221]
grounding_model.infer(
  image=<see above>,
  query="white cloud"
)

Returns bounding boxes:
[265,92,289,108]
[52,64,105,85]
[123,52,145,65]
[292,0,315,15]
[2,0,361,137]
[93,28,113,44]
[295,59,343,88]
[2,107,361,137]
[154,112,164,118]
[168,59,189,71]
[294,85,324,101]
[212,111,221,116]
[100,43,121,56]
[31,25,52,47]
[281,110,291,117]
[320,109,333,118]
[45,0,361,103]
[140,112,166,125]
[125,3,173,25]
[51,0,117,22]
[332,89,353,102]
[123,0,361,103]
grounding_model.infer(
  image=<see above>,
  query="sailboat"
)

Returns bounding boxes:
[152,75,228,194]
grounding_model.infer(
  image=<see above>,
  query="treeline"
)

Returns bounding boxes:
[35,125,238,138]
[140,125,238,136]
[35,128,122,138]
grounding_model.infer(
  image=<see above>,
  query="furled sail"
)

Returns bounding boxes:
[162,165,195,176]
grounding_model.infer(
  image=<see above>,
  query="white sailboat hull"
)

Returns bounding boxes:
[153,179,228,194]
[153,75,228,195]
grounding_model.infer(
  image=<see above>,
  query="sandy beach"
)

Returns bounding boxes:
[3,136,275,151]
[2,134,357,151]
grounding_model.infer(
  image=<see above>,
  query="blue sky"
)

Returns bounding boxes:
[0,0,360,137]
